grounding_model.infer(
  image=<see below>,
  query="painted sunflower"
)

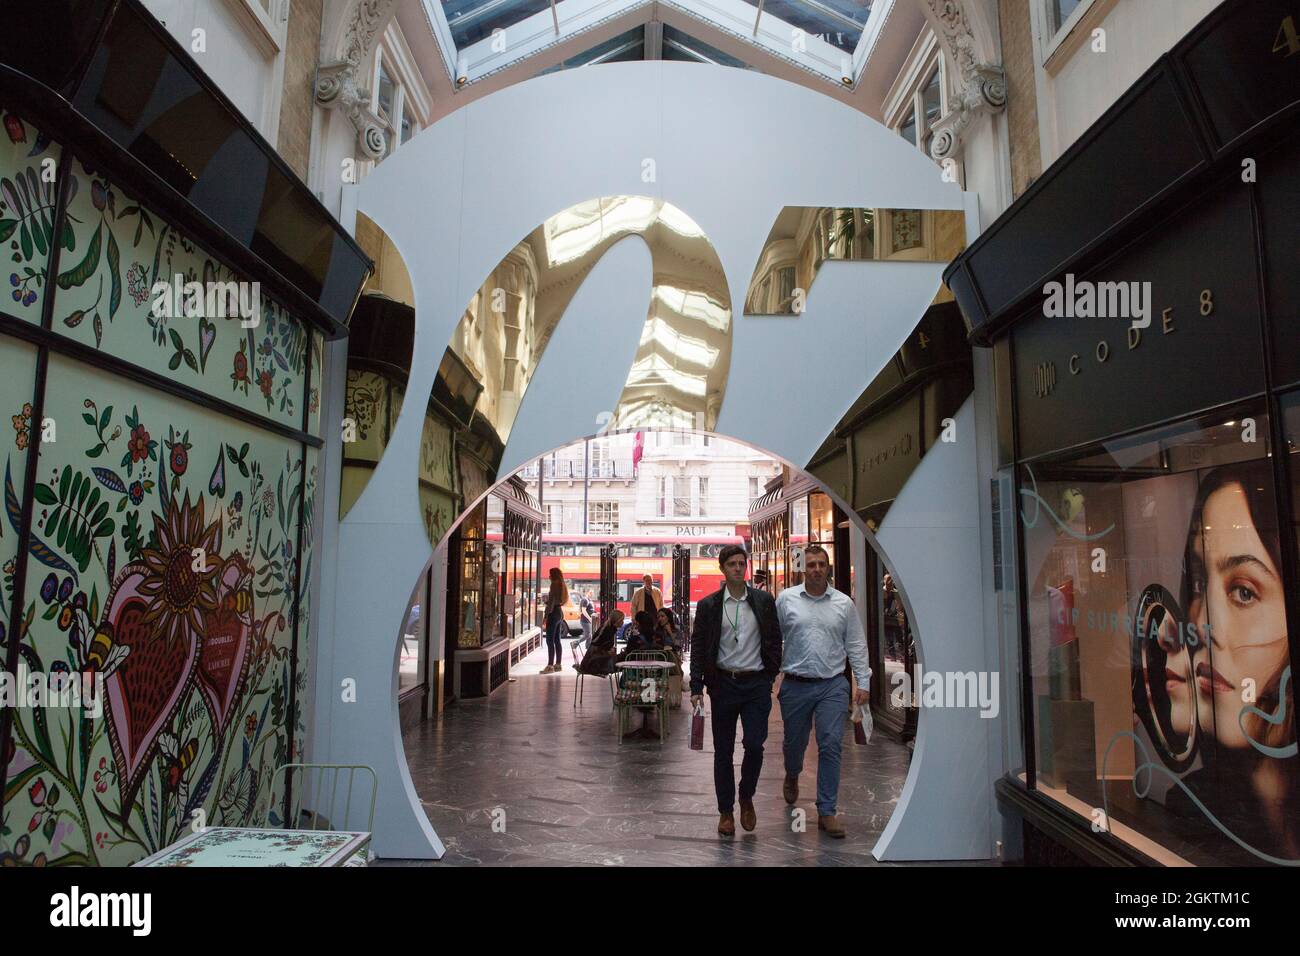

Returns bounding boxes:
[138,492,223,644]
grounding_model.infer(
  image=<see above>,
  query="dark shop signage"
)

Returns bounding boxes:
[1012,182,1263,460]
[944,0,1300,346]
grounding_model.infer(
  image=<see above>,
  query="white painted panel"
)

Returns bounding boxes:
[324,62,983,860]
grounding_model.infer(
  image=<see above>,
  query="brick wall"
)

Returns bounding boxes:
[998,0,1042,200]
[277,0,325,181]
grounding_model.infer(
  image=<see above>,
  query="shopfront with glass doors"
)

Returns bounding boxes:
[444,477,542,699]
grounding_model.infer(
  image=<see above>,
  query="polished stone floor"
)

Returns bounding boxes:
[390,642,979,867]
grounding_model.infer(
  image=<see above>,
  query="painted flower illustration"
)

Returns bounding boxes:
[12,401,31,449]
[126,262,149,306]
[258,368,274,399]
[137,492,222,645]
[128,424,151,463]
[128,480,144,505]
[164,426,192,478]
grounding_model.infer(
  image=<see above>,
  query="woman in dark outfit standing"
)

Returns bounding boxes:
[542,567,569,674]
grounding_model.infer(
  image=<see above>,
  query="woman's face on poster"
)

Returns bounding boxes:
[1186,482,1289,750]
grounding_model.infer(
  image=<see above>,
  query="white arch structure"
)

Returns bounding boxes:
[312,61,999,861]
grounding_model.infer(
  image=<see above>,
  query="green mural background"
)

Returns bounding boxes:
[0,109,317,866]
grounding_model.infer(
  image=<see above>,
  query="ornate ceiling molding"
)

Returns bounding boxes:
[316,0,401,160]
[917,0,1006,163]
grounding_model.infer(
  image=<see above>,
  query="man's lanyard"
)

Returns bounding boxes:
[726,592,743,644]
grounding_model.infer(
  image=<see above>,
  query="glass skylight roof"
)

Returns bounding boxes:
[423,0,887,87]
[441,0,553,50]
[735,0,868,53]
[661,24,749,67]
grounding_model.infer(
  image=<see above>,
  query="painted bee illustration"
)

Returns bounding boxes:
[221,564,254,620]
[73,614,130,679]
[158,733,200,803]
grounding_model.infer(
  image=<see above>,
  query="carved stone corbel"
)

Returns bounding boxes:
[919,0,1006,163]
[315,0,399,161]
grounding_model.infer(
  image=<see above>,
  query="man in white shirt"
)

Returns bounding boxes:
[775,544,870,838]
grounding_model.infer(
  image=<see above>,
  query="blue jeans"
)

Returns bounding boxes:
[779,675,850,816]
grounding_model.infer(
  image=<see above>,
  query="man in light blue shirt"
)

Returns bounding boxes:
[775,544,870,838]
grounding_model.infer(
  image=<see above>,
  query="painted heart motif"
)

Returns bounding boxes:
[102,564,198,811]
[198,317,216,371]
[195,555,252,735]
[208,445,226,498]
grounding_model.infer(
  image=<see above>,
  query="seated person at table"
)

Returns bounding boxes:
[615,611,662,663]
[656,607,684,675]
[575,610,623,675]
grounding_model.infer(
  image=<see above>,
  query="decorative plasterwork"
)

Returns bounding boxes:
[918,0,1006,162]
[316,0,400,160]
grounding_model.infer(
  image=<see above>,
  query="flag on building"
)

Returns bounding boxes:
[632,431,644,475]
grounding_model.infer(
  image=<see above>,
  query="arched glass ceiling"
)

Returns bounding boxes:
[423,0,885,87]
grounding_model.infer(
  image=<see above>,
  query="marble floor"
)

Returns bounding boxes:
[389,642,978,867]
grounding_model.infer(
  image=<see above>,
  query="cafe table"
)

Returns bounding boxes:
[614,660,676,740]
[132,827,371,867]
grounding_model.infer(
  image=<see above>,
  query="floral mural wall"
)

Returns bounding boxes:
[0,109,319,866]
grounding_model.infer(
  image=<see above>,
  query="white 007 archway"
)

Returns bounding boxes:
[313,61,995,861]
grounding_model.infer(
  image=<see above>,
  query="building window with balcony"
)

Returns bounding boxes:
[674,476,691,517]
[697,476,709,516]
[588,501,618,535]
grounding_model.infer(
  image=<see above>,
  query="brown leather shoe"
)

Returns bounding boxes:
[783,774,799,805]
[818,814,846,839]
[739,800,756,832]
[717,813,736,837]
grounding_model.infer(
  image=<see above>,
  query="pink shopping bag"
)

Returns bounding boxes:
[690,703,705,750]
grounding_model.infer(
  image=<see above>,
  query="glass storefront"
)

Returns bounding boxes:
[453,481,541,650]
[1020,405,1298,864]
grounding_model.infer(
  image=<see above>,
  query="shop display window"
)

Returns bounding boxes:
[1020,404,1298,864]
[878,565,913,717]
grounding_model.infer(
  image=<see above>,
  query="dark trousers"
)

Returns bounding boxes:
[707,673,772,814]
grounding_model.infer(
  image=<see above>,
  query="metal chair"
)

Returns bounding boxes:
[265,763,377,865]
[572,637,620,708]
[613,650,672,742]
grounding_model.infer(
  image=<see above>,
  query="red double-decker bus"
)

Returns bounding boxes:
[540,533,741,626]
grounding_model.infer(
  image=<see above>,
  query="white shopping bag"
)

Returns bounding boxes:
[852,703,872,744]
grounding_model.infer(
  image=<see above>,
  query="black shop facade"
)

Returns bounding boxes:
[945,0,1300,867]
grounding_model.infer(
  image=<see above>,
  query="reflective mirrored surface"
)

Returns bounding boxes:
[419,196,732,548]
[744,207,967,315]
